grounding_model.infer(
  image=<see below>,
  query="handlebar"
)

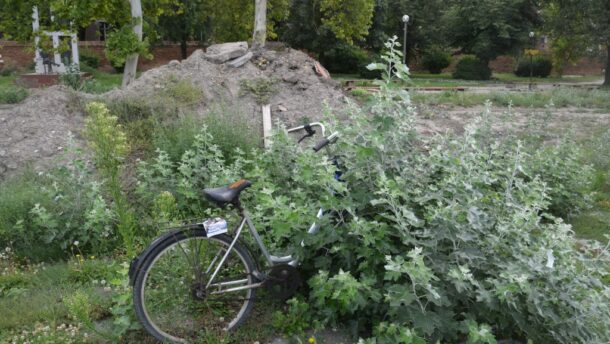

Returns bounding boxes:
[287,122,326,137]
[287,122,338,152]
[313,132,339,152]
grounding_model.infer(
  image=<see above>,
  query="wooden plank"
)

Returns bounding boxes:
[262,104,272,148]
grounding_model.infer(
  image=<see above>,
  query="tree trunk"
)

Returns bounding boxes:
[252,0,267,50]
[604,41,610,87]
[122,0,143,89]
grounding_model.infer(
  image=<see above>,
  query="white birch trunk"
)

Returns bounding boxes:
[122,0,143,88]
[252,0,267,50]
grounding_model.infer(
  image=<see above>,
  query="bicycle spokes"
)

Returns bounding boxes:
[139,236,254,340]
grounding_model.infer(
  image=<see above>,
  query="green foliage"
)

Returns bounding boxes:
[272,298,320,337]
[79,50,101,70]
[464,320,497,344]
[366,36,410,85]
[411,87,610,109]
[281,0,375,59]
[444,0,540,62]
[452,56,492,80]
[59,64,84,90]
[319,43,369,74]
[514,56,553,78]
[421,46,452,74]
[358,323,426,344]
[240,78,277,105]
[270,41,609,343]
[0,87,28,104]
[105,26,153,69]
[542,0,610,84]
[0,61,19,76]
[85,102,137,257]
[0,154,116,261]
[319,0,375,45]
[163,76,205,105]
[133,40,609,343]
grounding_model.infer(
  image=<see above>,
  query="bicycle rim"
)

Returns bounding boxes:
[136,233,255,343]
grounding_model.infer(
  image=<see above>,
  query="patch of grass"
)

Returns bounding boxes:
[0,86,27,104]
[334,72,603,88]
[204,104,262,159]
[0,263,71,331]
[570,130,610,242]
[152,113,206,162]
[240,78,277,104]
[0,76,27,104]
[81,70,123,94]
[163,75,205,105]
[0,260,115,342]
[411,88,610,109]
[0,171,65,261]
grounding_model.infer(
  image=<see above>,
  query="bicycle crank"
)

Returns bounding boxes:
[263,264,302,301]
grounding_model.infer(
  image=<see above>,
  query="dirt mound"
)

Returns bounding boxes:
[110,45,349,128]
[0,86,85,180]
[1,46,350,180]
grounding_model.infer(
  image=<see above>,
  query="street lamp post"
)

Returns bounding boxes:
[529,31,535,91]
[402,15,410,65]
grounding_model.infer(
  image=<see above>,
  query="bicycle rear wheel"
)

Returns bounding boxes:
[133,229,257,343]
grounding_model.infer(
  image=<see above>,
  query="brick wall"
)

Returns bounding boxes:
[1,40,605,77]
[0,40,202,72]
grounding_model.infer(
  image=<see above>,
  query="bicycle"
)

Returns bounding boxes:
[128,122,340,343]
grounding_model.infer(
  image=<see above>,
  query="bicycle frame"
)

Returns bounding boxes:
[205,206,323,295]
[205,122,332,295]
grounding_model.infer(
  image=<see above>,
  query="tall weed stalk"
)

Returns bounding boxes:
[85,102,137,257]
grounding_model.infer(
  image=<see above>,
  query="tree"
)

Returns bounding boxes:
[543,0,610,86]
[253,0,267,49]
[444,0,540,63]
[0,0,173,88]
[280,0,375,56]
[157,0,211,59]
[365,0,447,62]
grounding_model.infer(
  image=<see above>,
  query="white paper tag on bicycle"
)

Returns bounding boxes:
[203,218,228,237]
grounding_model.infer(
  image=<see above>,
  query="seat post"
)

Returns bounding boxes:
[232,197,245,215]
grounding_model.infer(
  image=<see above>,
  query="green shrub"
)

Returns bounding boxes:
[240,78,277,104]
[514,56,553,78]
[422,46,452,74]
[0,61,18,76]
[319,43,369,74]
[453,55,492,80]
[0,87,27,104]
[79,50,100,70]
[0,162,116,261]
[59,64,84,90]
[359,53,383,79]
[133,40,609,343]
[85,102,137,257]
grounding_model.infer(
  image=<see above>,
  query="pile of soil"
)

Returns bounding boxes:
[0,86,85,180]
[0,45,350,180]
[110,45,349,128]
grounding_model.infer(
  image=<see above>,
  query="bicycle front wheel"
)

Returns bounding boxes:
[133,229,257,343]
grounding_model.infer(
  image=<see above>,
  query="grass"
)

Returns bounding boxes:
[410,87,610,109]
[333,72,603,88]
[569,130,610,242]
[81,70,124,94]
[0,75,27,104]
[0,256,283,343]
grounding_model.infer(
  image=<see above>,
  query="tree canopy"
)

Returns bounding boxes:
[542,0,610,85]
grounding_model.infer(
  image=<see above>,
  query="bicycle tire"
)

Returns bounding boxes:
[133,228,256,343]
